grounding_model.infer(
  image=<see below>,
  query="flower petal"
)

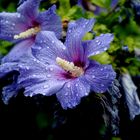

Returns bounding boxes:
[85,61,116,93]
[65,18,95,63]
[56,77,90,109]
[32,31,66,65]
[17,0,41,21]
[37,5,62,39]
[18,63,67,97]
[2,76,19,104]
[2,39,33,63]
[121,73,140,120]
[0,12,28,41]
[84,33,114,57]
[0,62,19,78]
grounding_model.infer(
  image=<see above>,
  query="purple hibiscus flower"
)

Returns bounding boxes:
[0,0,62,62]
[10,18,116,109]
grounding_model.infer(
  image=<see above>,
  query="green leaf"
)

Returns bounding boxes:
[91,0,111,8]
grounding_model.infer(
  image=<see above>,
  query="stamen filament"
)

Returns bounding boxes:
[56,57,84,77]
[14,26,40,39]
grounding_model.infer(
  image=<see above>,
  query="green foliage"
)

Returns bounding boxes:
[91,0,111,9]
[0,41,13,55]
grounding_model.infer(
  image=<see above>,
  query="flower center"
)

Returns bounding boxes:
[56,57,84,77]
[14,26,41,39]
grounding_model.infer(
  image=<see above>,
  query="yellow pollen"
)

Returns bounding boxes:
[56,57,84,77]
[14,26,40,39]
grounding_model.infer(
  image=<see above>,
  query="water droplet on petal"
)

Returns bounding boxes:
[32,74,36,77]
[97,42,101,45]
[38,46,42,50]
[52,40,55,43]
[43,85,49,88]
[17,14,21,18]
[47,74,51,78]
[75,84,78,87]
[101,84,104,87]
[76,93,79,97]
[92,75,95,78]
[96,40,99,43]
[67,84,71,88]
[26,66,29,70]
[50,67,53,71]
[95,51,100,54]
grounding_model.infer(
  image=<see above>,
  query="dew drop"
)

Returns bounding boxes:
[95,51,100,54]
[17,14,21,18]
[67,84,71,88]
[96,40,99,43]
[50,67,53,71]
[76,93,79,97]
[47,74,51,78]
[43,85,49,88]
[97,42,101,45]
[75,84,78,87]
[32,74,37,77]
[52,40,55,43]
[38,46,42,50]
[26,66,29,70]
[92,75,95,78]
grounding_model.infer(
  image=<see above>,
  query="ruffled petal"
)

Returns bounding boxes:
[37,5,62,39]
[56,77,90,109]
[2,39,33,63]
[0,62,19,78]
[17,0,41,21]
[17,63,67,97]
[0,12,28,41]
[84,33,114,57]
[121,73,140,120]
[65,18,95,63]
[2,76,19,104]
[32,31,66,65]
[85,61,116,93]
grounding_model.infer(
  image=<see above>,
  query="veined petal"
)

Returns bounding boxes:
[2,39,33,63]
[56,77,90,109]
[84,33,114,57]
[32,31,66,65]
[37,5,62,39]
[2,76,19,104]
[65,18,95,63]
[0,62,19,78]
[85,61,116,93]
[121,73,140,119]
[0,12,28,41]
[18,63,67,97]
[17,0,41,21]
